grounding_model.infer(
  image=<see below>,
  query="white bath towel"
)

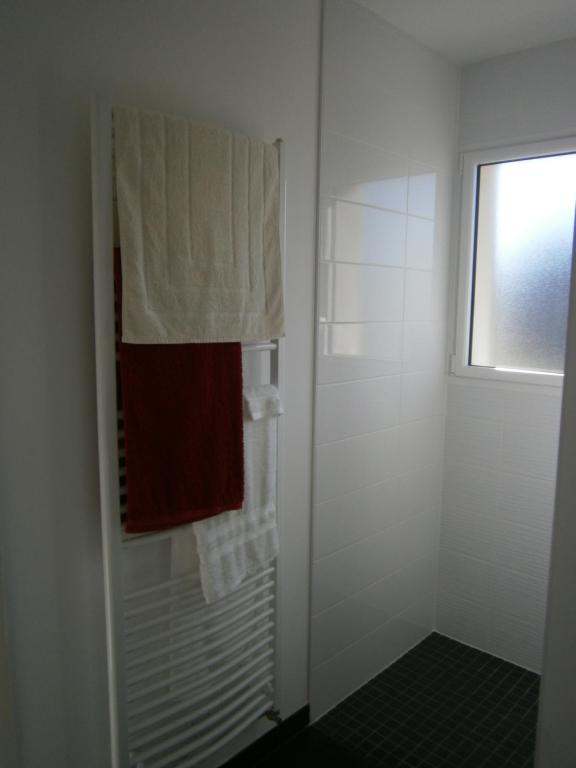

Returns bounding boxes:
[193,386,283,603]
[113,105,284,344]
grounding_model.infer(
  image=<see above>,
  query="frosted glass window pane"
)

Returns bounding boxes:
[471,154,576,374]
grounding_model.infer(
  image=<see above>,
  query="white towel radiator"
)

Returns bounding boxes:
[91,97,285,768]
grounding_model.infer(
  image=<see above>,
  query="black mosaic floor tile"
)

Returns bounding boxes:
[256,633,540,767]
[253,728,383,766]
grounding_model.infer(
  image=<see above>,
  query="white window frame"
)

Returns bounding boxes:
[454,136,576,388]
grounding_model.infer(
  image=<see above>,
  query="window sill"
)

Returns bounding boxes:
[450,361,564,389]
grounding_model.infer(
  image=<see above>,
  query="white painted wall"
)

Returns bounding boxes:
[310,0,459,718]
[438,39,576,671]
[0,2,320,766]
[459,39,576,151]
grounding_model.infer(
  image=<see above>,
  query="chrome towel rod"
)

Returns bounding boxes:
[242,341,277,352]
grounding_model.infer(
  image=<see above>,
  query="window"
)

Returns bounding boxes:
[455,138,576,385]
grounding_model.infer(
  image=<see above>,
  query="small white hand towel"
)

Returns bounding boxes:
[113,105,284,344]
[193,386,283,603]
[243,384,284,421]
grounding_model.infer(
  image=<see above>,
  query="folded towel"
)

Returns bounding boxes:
[114,250,245,533]
[193,386,283,603]
[113,105,284,344]
[243,384,284,421]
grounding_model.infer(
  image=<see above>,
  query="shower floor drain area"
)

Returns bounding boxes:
[257,633,540,767]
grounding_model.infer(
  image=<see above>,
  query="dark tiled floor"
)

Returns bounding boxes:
[257,633,540,767]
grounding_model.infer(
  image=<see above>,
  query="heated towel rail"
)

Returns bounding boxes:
[92,96,286,768]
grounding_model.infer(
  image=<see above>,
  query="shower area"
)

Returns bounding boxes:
[304,1,572,765]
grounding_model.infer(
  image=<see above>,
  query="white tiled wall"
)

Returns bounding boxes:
[312,12,566,723]
[437,41,573,676]
[458,38,576,768]
[311,0,459,718]
[437,378,561,671]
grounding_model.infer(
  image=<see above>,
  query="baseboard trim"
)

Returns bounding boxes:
[223,705,310,766]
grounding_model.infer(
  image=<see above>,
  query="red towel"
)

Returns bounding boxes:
[114,250,244,533]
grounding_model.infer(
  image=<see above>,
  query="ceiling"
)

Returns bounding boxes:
[356,0,576,63]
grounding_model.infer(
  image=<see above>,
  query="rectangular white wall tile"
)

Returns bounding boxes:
[313,473,421,559]
[396,416,443,476]
[490,564,548,626]
[406,216,434,270]
[501,389,562,432]
[487,613,543,673]
[437,591,491,650]
[315,428,399,504]
[437,587,545,673]
[318,262,404,323]
[310,597,433,719]
[316,376,401,444]
[398,465,443,519]
[498,472,556,529]
[441,510,552,580]
[311,555,435,666]
[312,523,407,613]
[317,322,403,384]
[323,74,452,167]
[402,322,443,373]
[407,167,437,219]
[400,371,444,423]
[502,422,560,480]
[320,131,409,212]
[436,561,547,662]
[439,550,496,605]
[313,464,442,561]
[445,416,502,469]
[404,269,433,322]
[393,510,439,564]
[447,380,509,422]
[320,198,406,267]
[447,379,562,430]
[440,509,495,560]
[491,520,552,581]
[444,464,500,517]
[312,512,437,614]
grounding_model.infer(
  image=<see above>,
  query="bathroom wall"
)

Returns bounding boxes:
[0,2,320,766]
[438,39,576,672]
[439,379,560,671]
[310,0,459,718]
